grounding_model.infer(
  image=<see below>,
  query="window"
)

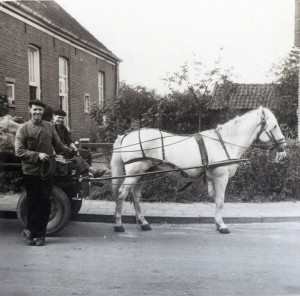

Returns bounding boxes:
[98,72,105,108]
[28,46,41,100]
[59,57,69,127]
[84,94,90,113]
[6,82,15,105]
[5,78,16,105]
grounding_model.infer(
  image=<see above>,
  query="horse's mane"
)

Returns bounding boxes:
[216,108,260,131]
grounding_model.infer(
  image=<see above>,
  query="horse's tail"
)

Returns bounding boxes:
[110,135,125,199]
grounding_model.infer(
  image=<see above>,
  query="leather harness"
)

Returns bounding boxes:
[121,129,230,179]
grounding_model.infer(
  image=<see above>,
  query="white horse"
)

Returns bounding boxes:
[0,115,20,161]
[0,114,20,143]
[110,107,286,234]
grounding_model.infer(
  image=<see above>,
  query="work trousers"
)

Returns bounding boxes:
[23,175,53,238]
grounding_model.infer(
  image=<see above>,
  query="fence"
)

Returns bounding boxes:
[76,141,113,160]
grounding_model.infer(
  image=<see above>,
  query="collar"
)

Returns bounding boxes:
[30,119,44,126]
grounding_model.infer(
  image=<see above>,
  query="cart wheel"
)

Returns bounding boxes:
[70,199,82,219]
[16,186,71,236]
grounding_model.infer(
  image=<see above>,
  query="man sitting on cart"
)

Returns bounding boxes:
[52,109,106,178]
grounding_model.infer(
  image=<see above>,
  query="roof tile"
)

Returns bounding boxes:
[210,83,277,110]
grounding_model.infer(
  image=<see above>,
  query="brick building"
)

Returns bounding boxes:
[0,0,120,141]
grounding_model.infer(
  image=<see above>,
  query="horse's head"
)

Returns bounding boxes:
[255,107,286,152]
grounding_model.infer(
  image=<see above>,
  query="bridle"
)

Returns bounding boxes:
[253,109,286,151]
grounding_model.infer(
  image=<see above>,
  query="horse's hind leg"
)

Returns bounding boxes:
[213,175,230,234]
[114,177,138,232]
[131,183,151,231]
[207,180,215,199]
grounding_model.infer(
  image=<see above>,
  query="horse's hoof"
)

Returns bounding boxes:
[218,228,230,234]
[114,225,125,232]
[140,224,152,231]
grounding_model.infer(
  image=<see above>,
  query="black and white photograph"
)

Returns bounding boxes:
[0,0,299,295]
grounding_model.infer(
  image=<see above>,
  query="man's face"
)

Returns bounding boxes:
[29,104,44,122]
[53,115,65,125]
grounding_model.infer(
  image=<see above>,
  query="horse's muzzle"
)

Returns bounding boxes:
[275,140,286,152]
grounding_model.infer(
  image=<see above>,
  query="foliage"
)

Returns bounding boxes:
[163,57,237,130]
[142,93,201,134]
[91,80,221,144]
[271,49,299,139]
[91,58,240,145]
[90,82,158,143]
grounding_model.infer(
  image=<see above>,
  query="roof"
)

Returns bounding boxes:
[210,83,277,110]
[4,0,120,62]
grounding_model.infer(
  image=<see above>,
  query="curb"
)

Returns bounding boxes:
[74,213,300,224]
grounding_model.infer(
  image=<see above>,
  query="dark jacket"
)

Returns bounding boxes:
[15,120,70,176]
[53,124,73,147]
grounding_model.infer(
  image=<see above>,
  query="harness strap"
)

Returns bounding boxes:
[215,129,230,159]
[123,130,208,181]
[160,130,165,161]
[138,129,146,158]
[194,134,209,169]
[123,156,191,178]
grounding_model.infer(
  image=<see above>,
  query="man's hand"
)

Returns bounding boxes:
[68,149,77,158]
[38,153,49,162]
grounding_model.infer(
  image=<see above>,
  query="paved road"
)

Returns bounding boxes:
[1,219,300,296]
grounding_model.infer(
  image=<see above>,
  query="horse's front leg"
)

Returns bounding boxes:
[114,177,137,232]
[213,175,230,234]
[131,183,151,231]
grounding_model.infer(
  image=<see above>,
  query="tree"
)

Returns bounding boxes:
[271,49,299,139]
[162,57,236,130]
[90,82,158,142]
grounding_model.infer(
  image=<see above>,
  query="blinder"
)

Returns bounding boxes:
[253,109,286,151]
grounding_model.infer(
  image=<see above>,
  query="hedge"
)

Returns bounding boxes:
[91,140,300,203]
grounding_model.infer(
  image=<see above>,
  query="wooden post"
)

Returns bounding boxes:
[157,104,162,129]
[198,107,202,132]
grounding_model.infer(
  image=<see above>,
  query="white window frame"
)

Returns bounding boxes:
[98,71,105,108]
[59,57,69,127]
[5,78,15,105]
[84,93,90,113]
[28,45,41,100]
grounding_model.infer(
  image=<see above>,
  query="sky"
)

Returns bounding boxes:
[56,0,295,94]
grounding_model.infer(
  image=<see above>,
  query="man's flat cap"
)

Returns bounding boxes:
[28,100,46,108]
[53,109,67,116]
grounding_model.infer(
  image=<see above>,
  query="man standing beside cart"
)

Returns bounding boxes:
[15,100,75,246]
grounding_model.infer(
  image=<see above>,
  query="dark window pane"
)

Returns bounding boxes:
[30,86,37,101]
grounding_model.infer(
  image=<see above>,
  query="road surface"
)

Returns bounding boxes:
[1,219,300,296]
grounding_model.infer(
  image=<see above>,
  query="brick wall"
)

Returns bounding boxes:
[0,11,118,142]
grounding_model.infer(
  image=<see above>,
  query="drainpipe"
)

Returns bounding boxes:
[115,61,120,97]
[298,72,300,141]
[295,0,300,140]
